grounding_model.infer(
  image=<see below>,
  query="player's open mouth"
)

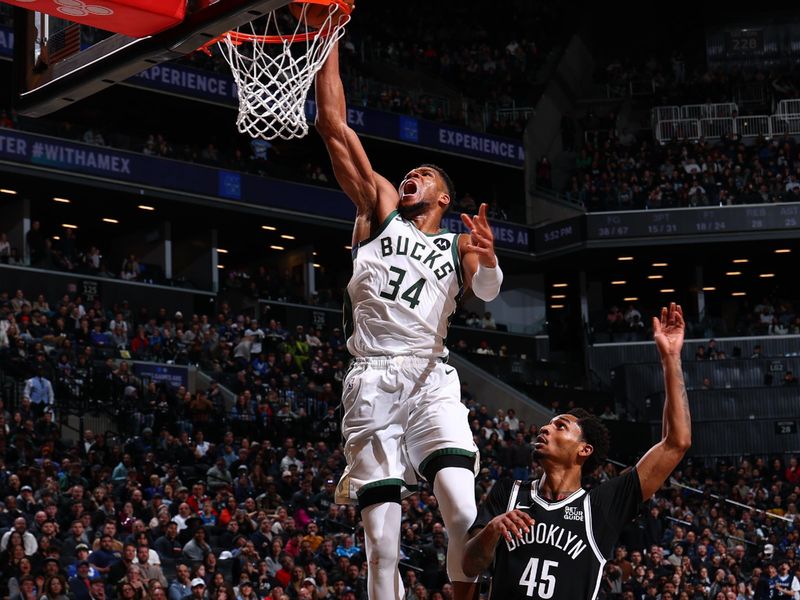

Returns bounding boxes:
[535,435,547,445]
[402,180,418,197]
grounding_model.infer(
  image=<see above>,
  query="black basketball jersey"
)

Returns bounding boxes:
[472,469,642,600]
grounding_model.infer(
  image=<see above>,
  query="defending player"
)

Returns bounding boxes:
[463,303,691,600]
[314,42,503,600]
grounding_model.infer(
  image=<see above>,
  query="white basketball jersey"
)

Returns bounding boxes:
[345,210,463,358]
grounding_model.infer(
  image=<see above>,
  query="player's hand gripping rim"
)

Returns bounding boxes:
[461,202,497,268]
[489,509,535,542]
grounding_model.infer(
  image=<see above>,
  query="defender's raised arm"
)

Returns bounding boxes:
[635,303,692,500]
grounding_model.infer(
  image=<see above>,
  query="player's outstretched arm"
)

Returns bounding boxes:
[462,510,535,578]
[635,302,691,500]
[460,203,503,301]
[314,41,395,218]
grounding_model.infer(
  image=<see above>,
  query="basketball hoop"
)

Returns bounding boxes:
[199,0,353,141]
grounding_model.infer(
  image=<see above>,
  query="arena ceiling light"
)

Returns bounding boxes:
[732,292,746,296]
[552,283,568,288]
[702,287,716,291]
[270,245,285,251]
[52,236,60,241]
[652,262,668,267]
[344,245,352,250]
[217,264,225,269]
[660,288,675,293]
[53,197,71,203]
[551,294,566,299]
[62,224,78,229]
[611,280,626,285]
[550,304,565,309]
[0,188,17,195]
[647,275,663,280]
[313,263,322,268]
[732,258,749,263]
[217,249,229,254]
[102,218,119,224]
[262,225,277,231]
[759,273,775,278]
[775,248,791,254]
[617,256,634,261]
[281,234,296,240]
[137,205,155,211]
[624,297,638,301]
[725,271,742,276]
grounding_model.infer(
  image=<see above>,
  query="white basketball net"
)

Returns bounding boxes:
[216,2,350,140]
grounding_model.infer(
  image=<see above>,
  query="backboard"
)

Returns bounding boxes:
[2,0,293,117]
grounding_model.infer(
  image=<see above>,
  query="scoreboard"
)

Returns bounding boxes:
[586,203,800,241]
[531,203,800,254]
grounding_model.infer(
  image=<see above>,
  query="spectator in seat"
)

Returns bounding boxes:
[182,527,212,562]
[168,564,192,600]
[121,254,140,281]
[465,312,481,328]
[26,221,45,265]
[474,340,495,355]
[1,517,38,555]
[624,304,642,327]
[536,156,552,188]
[481,312,496,330]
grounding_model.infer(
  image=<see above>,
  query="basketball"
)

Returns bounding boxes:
[289,0,352,29]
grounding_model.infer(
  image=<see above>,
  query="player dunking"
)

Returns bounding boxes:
[463,303,691,600]
[315,42,503,600]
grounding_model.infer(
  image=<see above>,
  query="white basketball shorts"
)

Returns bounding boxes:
[335,356,479,505]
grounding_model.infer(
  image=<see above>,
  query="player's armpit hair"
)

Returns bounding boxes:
[419,163,456,210]
[568,408,610,475]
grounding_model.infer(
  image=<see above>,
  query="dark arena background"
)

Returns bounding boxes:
[0,1,799,598]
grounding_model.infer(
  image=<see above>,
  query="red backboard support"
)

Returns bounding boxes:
[5,0,293,117]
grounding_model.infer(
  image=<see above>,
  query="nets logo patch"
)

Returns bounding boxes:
[433,238,451,251]
[564,506,584,521]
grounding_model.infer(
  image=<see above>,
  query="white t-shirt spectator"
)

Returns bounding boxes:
[504,415,520,432]
[244,326,265,355]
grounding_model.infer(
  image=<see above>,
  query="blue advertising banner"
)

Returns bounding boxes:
[0,128,534,250]
[132,363,188,389]
[0,128,356,220]
[440,215,532,252]
[0,26,524,168]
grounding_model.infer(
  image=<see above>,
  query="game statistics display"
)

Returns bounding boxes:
[586,203,800,241]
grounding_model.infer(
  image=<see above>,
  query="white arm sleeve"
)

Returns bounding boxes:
[471,263,503,301]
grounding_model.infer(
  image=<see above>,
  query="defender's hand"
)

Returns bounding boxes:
[487,509,535,542]
[461,203,497,268]
[653,302,685,359]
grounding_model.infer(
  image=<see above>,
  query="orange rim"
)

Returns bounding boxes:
[198,0,352,54]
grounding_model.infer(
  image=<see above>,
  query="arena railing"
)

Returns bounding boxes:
[655,112,800,143]
[776,98,800,115]
[587,333,800,389]
[654,118,701,143]
[735,115,772,138]
[679,102,739,120]
[650,105,680,126]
